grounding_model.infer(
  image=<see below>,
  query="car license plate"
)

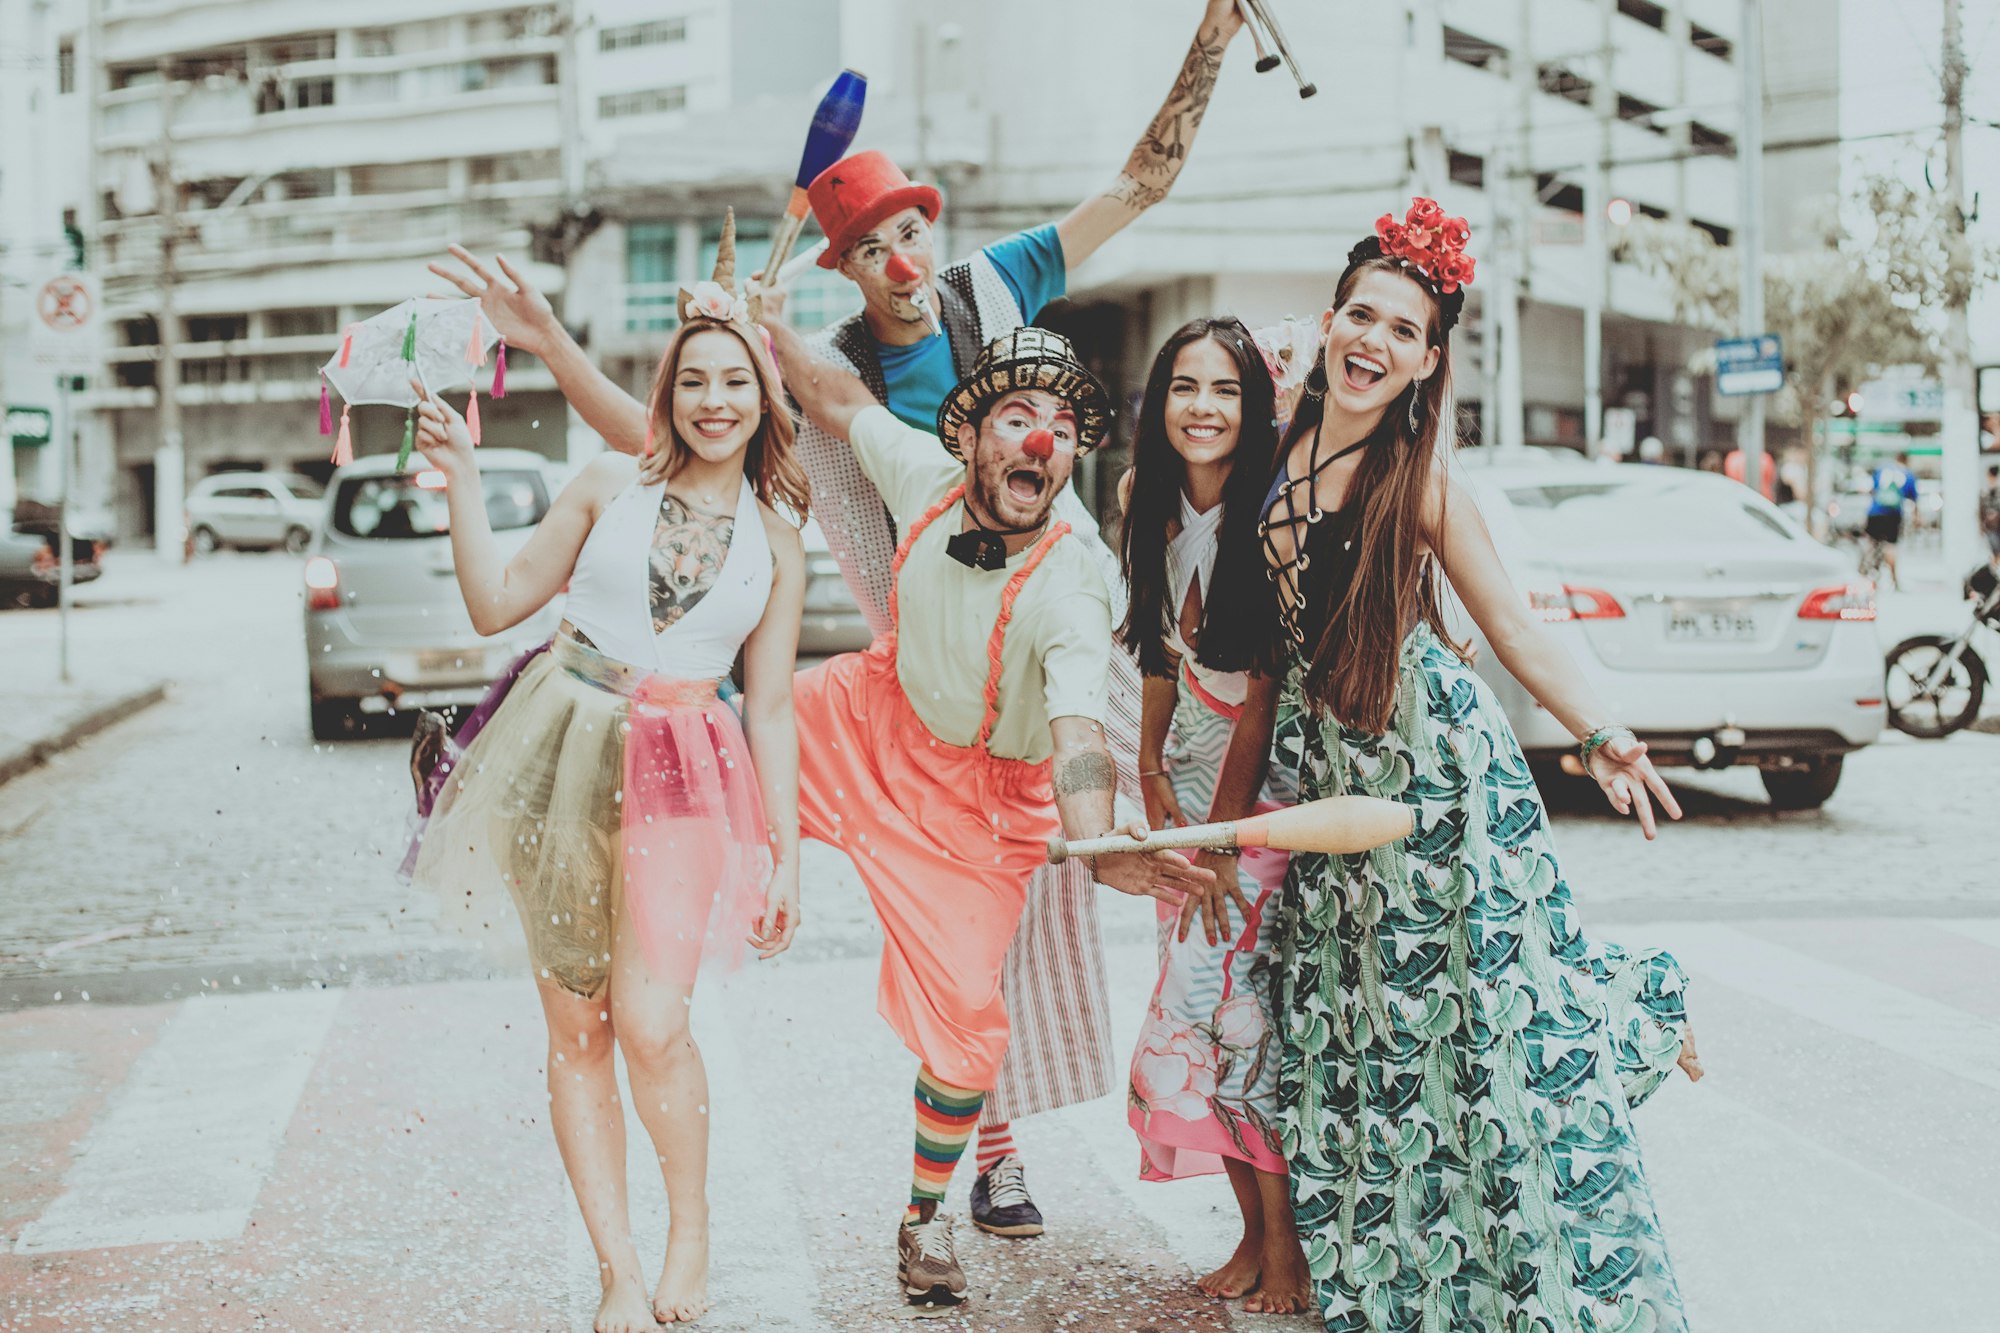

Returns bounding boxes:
[1665,609,1758,642]
[416,647,480,674]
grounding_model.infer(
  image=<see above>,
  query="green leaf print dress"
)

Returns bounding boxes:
[1264,487,1692,1333]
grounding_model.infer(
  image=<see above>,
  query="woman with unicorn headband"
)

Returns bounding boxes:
[404,213,807,1332]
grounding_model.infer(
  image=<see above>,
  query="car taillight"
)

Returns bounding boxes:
[1529,585,1626,622]
[1798,581,1875,621]
[304,555,341,610]
[31,543,55,573]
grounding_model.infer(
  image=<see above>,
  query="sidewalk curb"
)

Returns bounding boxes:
[0,681,170,788]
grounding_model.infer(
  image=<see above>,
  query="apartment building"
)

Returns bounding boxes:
[0,0,94,516]
[2,0,1841,538]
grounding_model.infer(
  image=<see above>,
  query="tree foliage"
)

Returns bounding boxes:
[1617,176,1982,430]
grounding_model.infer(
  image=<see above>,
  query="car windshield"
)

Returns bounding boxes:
[1502,478,1798,548]
[277,474,325,499]
[332,470,547,540]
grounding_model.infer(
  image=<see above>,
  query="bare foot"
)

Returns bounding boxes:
[653,1229,711,1324]
[595,1275,655,1333]
[1678,1026,1705,1082]
[1197,1228,1263,1298]
[1242,1228,1311,1314]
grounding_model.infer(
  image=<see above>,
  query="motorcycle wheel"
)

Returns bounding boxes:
[1885,634,1986,738]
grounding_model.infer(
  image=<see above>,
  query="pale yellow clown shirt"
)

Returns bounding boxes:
[845,405,1111,765]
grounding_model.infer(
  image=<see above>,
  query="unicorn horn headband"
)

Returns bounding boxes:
[677,208,762,328]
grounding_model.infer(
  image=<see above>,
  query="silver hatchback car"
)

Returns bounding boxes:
[1457,455,1885,809]
[303,451,561,739]
[186,471,325,555]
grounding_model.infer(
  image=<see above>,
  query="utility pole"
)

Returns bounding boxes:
[1940,0,1982,574]
[150,60,186,558]
[1582,0,1615,458]
[1735,0,1767,492]
[1486,0,1532,455]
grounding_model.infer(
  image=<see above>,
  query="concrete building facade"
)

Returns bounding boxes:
[1,0,1842,540]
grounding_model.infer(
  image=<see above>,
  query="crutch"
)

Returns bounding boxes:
[1239,0,1317,98]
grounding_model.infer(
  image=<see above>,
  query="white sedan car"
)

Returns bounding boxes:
[1456,454,1884,809]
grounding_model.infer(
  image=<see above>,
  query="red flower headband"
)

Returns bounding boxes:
[1374,198,1477,295]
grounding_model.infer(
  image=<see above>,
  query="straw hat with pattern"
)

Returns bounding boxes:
[934,328,1114,460]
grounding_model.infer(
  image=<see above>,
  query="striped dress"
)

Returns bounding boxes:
[1129,496,1304,1179]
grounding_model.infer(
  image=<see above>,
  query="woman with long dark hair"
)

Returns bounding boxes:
[1117,317,1311,1313]
[1260,202,1703,1332]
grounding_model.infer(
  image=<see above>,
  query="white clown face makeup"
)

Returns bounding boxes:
[960,389,1078,531]
[839,207,938,328]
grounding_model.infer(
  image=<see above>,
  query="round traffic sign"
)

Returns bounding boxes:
[37,276,94,331]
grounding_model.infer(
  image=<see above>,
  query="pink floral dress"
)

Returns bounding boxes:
[1128,501,1305,1180]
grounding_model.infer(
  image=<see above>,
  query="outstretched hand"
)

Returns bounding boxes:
[1176,848,1253,946]
[1585,733,1682,840]
[1089,820,1215,907]
[428,246,558,357]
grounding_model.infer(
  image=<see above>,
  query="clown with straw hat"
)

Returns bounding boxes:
[762,312,1214,1310]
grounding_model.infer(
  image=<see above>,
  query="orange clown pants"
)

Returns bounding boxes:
[794,639,1059,1091]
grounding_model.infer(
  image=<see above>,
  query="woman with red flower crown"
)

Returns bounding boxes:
[1259,200,1705,1332]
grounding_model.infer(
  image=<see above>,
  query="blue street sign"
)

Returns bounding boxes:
[1716,334,1783,396]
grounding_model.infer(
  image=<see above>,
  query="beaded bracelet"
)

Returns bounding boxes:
[1578,724,1637,778]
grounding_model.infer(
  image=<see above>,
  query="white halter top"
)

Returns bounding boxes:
[1164,491,1247,707]
[563,475,772,679]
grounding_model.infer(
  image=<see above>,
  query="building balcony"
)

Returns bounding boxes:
[97,55,562,177]
[96,186,555,280]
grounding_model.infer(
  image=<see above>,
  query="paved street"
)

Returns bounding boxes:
[2,552,1996,1331]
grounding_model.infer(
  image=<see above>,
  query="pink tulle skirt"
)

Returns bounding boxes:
[409,633,771,996]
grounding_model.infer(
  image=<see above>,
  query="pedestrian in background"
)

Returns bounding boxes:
[406,228,806,1333]
[1980,462,2000,563]
[1867,449,1920,590]
[1257,202,1703,1333]
[1115,317,1311,1313]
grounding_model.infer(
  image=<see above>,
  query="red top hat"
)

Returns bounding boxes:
[807,151,943,269]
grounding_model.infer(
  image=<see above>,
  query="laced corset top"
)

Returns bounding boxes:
[1258,431,1366,653]
[562,475,772,678]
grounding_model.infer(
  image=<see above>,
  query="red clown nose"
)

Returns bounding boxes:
[884,253,921,283]
[1022,428,1056,459]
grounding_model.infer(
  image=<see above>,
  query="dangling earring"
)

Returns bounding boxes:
[1407,380,1425,435]
[1304,351,1330,401]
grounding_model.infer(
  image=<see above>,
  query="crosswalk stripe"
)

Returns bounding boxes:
[1634,922,2000,1094]
[13,988,343,1255]
[1934,918,2000,952]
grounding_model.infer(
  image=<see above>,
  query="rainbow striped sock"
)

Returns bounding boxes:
[974,1120,1015,1175]
[908,1067,984,1224]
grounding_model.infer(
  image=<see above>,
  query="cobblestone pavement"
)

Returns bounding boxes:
[2,552,1996,1330]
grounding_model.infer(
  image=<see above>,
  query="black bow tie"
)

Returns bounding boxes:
[946,528,1010,571]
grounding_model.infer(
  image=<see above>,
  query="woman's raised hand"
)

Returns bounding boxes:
[428,246,558,358]
[410,379,476,476]
[1586,732,1682,840]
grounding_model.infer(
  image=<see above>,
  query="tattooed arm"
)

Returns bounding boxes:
[1050,715,1213,907]
[1055,0,1243,270]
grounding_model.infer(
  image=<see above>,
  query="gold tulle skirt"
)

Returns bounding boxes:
[410,635,770,996]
